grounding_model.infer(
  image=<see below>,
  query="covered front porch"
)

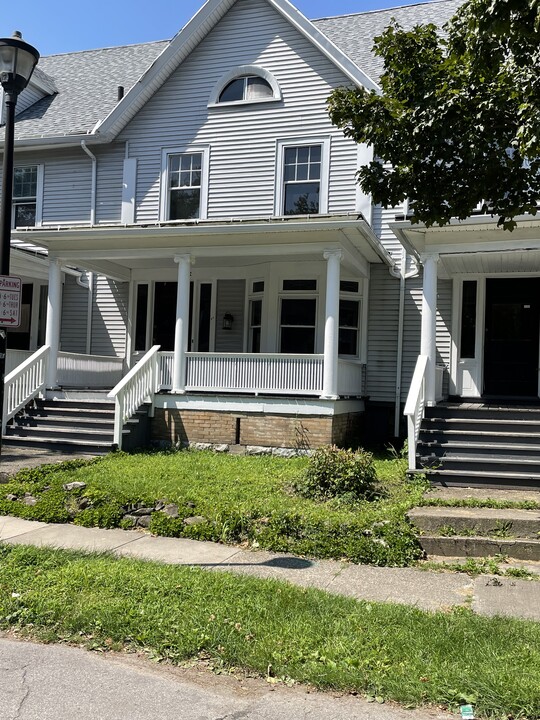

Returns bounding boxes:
[6,215,392,448]
[393,214,540,471]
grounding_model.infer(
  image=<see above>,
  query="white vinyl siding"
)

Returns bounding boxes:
[215,279,246,352]
[60,274,89,353]
[366,265,452,403]
[96,144,125,224]
[120,0,359,221]
[90,275,128,357]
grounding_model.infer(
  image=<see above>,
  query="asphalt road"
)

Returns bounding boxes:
[0,636,454,720]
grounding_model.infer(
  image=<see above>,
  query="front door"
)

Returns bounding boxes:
[484,278,540,396]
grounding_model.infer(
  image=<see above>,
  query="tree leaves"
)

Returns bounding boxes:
[327,0,540,229]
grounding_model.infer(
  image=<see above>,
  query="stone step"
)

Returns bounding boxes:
[408,506,540,538]
[417,535,540,561]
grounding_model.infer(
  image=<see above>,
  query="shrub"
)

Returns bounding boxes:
[293,445,377,502]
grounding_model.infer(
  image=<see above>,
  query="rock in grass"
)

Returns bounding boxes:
[6,494,17,501]
[136,515,152,528]
[184,515,207,526]
[63,481,87,492]
[0,472,11,484]
[131,507,155,517]
[23,495,37,506]
[162,503,179,518]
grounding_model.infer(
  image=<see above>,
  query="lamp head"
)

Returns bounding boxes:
[0,32,39,95]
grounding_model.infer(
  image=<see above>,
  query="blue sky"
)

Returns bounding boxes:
[2,0,428,56]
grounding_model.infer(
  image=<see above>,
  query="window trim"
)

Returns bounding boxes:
[12,164,44,228]
[208,65,281,108]
[160,145,210,221]
[338,280,362,358]
[275,137,330,216]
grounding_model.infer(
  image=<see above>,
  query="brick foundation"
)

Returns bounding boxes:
[152,409,364,449]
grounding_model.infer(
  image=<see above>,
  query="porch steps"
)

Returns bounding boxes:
[408,506,540,561]
[2,398,147,455]
[416,402,540,489]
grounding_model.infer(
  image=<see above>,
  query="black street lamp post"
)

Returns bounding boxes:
[0,32,39,457]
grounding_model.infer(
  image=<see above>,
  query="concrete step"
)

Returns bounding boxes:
[417,535,540,561]
[422,417,540,434]
[408,506,540,538]
[420,428,540,443]
[4,425,116,444]
[14,414,116,431]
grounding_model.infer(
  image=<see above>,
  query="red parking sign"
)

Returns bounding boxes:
[0,275,22,328]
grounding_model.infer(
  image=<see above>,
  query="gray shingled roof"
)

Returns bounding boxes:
[313,0,462,85]
[4,40,169,141]
[3,0,462,143]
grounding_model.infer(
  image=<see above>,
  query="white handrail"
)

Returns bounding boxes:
[3,345,50,433]
[404,354,429,471]
[107,345,160,449]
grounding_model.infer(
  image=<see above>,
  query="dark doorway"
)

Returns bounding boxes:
[484,278,540,396]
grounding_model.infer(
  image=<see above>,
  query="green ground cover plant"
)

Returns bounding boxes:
[0,544,538,719]
[0,450,426,566]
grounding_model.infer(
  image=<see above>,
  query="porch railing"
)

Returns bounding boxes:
[3,345,50,433]
[159,352,325,395]
[404,354,428,471]
[57,351,124,388]
[108,345,160,449]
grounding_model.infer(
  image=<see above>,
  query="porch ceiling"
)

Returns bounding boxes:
[439,247,540,277]
[391,215,540,262]
[12,216,394,281]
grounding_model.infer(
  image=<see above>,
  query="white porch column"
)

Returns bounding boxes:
[420,253,439,406]
[45,257,62,389]
[172,254,191,393]
[321,249,342,399]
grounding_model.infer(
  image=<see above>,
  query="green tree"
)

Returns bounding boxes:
[328,0,540,230]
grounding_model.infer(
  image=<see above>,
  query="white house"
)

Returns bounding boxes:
[2,0,539,487]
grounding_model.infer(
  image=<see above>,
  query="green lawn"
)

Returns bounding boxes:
[0,544,538,719]
[0,450,426,566]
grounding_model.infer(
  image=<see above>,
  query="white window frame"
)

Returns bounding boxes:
[274,137,330,216]
[246,279,265,353]
[208,65,281,108]
[338,281,362,359]
[12,164,44,228]
[160,145,210,221]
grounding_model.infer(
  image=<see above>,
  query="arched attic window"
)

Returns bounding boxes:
[208,65,281,107]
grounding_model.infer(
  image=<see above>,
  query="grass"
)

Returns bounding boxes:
[0,543,538,719]
[420,557,539,580]
[0,450,428,566]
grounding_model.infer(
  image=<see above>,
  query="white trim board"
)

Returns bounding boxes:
[154,393,365,415]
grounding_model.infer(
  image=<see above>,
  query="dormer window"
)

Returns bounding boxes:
[219,75,273,103]
[209,65,281,107]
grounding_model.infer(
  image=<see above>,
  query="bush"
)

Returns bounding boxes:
[293,445,377,502]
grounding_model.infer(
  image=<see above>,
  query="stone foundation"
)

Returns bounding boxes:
[151,408,364,450]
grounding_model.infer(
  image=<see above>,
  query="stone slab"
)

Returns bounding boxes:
[2,522,142,553]
[0,516,48,540]
[472,576,540,621]
[425,487,540,504]
[114,535,241,565]
[409,506,540,537]
[326,564,473,612]
[419,535,540,561]
[212,549,344,589]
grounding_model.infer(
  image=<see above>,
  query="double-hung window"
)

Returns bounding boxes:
[161,147,209,221]
[276,138,330,216]
[13,165,43,227]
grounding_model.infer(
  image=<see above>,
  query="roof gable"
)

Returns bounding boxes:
[93,0,380,141]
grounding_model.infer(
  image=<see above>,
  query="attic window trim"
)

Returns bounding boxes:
[208,65,281,108]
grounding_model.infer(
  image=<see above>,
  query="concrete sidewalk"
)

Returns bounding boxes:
[1,515,539,621]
